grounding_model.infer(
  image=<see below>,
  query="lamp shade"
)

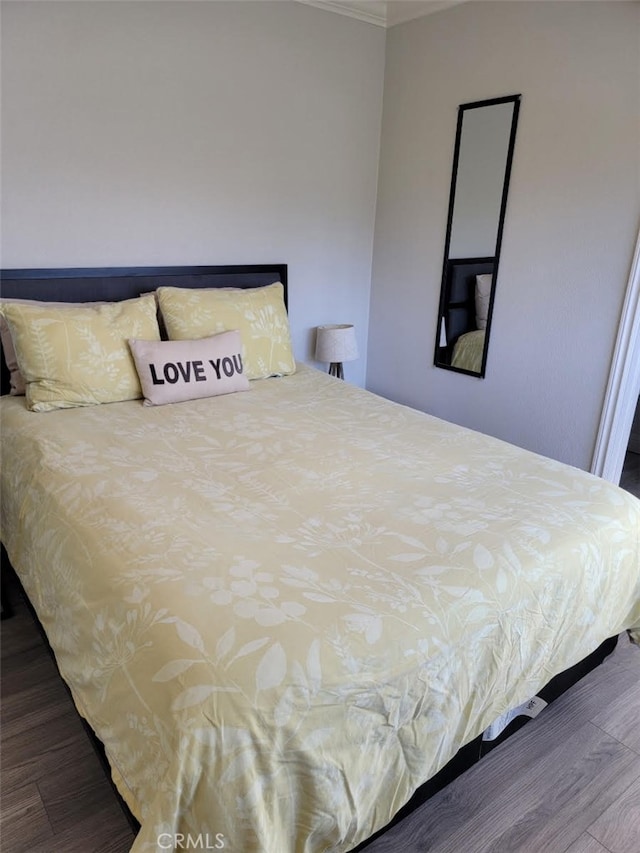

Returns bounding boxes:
[315,324,358,363]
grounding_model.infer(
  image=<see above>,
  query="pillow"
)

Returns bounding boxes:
[0,295,159,411]
[475,274,493,330]
[0,297,108,395]
[129,331,250,406]
[156,282,295,380]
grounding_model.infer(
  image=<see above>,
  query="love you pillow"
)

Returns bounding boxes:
[129,330,250,406]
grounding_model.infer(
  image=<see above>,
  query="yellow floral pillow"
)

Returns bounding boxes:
[156,282,295,380]
[0,295,160,411]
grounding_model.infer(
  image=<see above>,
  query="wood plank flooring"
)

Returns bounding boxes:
[0,584,135,853]
[1,579,639,853]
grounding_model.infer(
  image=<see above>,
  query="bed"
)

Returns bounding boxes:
[438,258,494,375]
[450,329,486,373]
[1,264,639,853]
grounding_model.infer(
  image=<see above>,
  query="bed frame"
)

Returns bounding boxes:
[0,263,618,852]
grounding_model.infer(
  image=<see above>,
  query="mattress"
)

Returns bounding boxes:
[1,364,639,853]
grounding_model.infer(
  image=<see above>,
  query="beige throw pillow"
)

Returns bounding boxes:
[475,274,493,330]
[129,331,250,406]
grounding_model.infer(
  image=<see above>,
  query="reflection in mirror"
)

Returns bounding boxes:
[434,94,520,377]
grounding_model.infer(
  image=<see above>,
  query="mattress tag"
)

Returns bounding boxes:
[482,695,548,741]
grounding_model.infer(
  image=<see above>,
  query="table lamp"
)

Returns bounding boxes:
[315,324,358,379]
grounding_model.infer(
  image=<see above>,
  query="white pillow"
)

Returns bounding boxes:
[475,274,493,330]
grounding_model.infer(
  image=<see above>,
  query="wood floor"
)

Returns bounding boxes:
[1,581,639,853]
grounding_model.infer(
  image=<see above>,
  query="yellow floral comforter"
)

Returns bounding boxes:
[451,329,485,373]
[1,365,639,853]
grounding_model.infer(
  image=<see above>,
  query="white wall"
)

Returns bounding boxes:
[0,1,386,386]
[368,1,640,469]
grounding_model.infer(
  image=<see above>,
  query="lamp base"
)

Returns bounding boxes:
[328,362,344,380]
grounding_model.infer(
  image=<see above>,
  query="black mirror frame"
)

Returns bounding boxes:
[434,94,521,378]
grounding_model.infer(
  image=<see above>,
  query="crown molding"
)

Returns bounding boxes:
[297,1,388,27]
[297,1,465,29]
[387,2,466,28]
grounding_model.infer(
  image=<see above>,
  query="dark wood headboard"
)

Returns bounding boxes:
[0,263,287,394]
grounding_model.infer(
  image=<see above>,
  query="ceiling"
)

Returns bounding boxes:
[298,1,466,28]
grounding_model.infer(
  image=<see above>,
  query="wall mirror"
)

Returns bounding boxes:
[434,94,521,377]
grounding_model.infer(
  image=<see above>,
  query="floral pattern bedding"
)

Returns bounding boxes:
[451,328,485,373]
[1,365,639,853]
